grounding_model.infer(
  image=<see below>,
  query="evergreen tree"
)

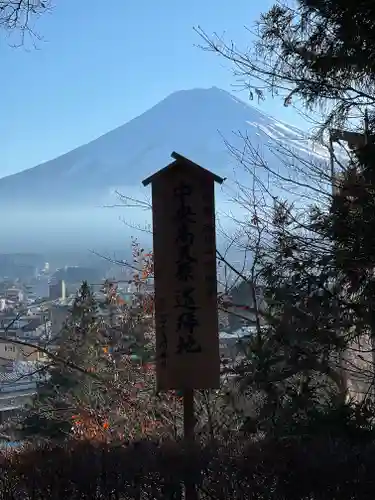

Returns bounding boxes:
[199,0,375,129]
[20,272,172,443]
[222,132,375,439]
[102,278,154,365]
[329,139,375,318]
[230,204,343,438]
[196,0,375,438]
[21,281,109,441]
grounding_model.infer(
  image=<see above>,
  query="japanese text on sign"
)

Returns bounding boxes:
[174,181,202,355]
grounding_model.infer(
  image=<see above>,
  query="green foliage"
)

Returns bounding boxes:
[21,281,108,441]
[199,0,375,129]
[259,0,375,124]
[230,137,375,439]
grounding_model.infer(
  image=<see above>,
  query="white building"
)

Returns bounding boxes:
[0,361,46,423]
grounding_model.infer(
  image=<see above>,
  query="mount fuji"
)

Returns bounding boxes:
[0,87,326,252]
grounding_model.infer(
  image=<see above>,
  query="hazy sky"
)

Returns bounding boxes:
[1,0,305,178]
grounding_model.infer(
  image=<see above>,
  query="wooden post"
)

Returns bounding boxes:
[142,152,223,392]
[143,152,223,500]
[183,389,195,441]
[183,389,198,500]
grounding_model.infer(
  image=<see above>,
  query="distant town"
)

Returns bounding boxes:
[0,252,261,431]
[0,253,150,426]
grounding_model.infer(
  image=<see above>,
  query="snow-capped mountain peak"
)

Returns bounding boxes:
[0,87,325,252]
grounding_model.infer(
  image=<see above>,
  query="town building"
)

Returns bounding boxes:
[5,287,24,304]
[0,312,50,364]
[0,340,48,364]
[0,361,46,423]
[49,300,72,339]
[49,279,66,301]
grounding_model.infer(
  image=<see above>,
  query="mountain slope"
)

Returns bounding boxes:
[0,87,327,252]
[0,87,319,208]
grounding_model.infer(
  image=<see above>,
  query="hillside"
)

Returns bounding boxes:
[0,87,317,206]
[0,87,324,251]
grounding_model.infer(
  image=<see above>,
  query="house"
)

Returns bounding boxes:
[0,340,48,363]
[49,279,66,301]
[49,303,71,338]
[0,313,49,337]
[0,361,46,423]
[219,326,258,360]
[5,288,24,304]
[0,313,50,364]
[224,280,266,332]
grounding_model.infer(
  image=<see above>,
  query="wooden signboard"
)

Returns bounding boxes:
[143,152,223,390]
